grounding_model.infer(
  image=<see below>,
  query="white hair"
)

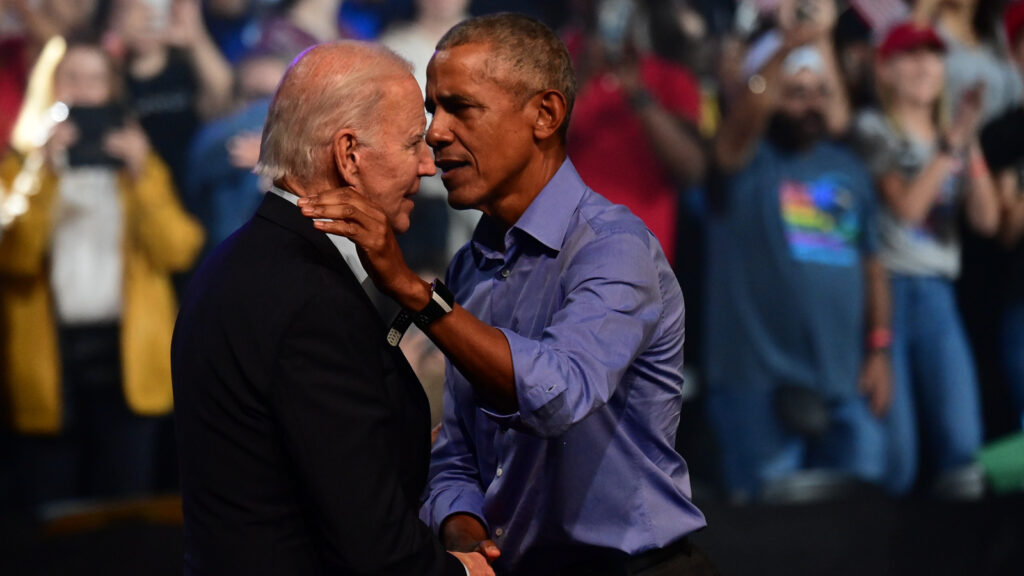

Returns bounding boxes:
[255,41,413,185]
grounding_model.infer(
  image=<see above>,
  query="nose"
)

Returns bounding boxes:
[426,110,451,151]
[418,141,437,177]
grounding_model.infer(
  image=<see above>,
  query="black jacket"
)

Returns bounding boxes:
[172,193,463,576]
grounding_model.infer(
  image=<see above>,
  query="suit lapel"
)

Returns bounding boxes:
[256,193,427,411]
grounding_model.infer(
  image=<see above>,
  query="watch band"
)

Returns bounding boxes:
[385,279,454,347]
[413,278,455,328]
[386,308,414,347]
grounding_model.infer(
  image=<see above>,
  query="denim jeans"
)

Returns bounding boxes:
[884,275,983,495]
[706,385,886,501]
[1001,299,1024,428]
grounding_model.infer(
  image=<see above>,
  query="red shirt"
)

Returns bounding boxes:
[0,36,28,151]
[567,53,700,265]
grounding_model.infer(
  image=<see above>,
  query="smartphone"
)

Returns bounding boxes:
[139,0,172,32]
[597,0,636,62]
[66,104,126,168]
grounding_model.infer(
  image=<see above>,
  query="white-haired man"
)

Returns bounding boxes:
[171,41,493,576]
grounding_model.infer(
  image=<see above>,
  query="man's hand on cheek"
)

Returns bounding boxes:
[298,189,425,306]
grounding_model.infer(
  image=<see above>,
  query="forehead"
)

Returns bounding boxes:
[783,69,825,88]
[379,75,426,129]
[427,43,503,91]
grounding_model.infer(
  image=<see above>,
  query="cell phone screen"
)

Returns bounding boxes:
[66,105,125,168]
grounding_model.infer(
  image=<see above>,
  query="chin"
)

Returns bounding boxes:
[392,215,412,235]
[445,187,482,211]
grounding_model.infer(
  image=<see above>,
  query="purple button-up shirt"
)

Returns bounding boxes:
[420,160,706,574]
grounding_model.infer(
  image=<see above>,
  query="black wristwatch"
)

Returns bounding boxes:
[386,278,454,347]
[414,278,455,328]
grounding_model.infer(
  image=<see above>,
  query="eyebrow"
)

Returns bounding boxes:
[428,93,482,111]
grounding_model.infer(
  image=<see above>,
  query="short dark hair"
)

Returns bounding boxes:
[436,13,576,134]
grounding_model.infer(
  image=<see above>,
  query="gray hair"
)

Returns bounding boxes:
[436,13,576,134]
[255,41,413,185]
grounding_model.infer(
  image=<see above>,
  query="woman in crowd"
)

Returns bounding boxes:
[853,21,1000,496]
[0,39,203,508]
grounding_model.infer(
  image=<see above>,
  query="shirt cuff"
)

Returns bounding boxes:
[479,329,570,434]
[426,488,489,535]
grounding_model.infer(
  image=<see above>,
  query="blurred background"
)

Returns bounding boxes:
[1,0,1023,574]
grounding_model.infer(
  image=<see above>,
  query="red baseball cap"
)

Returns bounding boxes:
[877,21,946,61]
[1005,1,1024,47]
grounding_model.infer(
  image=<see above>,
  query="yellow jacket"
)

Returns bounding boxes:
[0,153,204,434]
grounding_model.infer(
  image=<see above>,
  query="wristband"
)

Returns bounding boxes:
[866,327,892,353]
[386,278,454,347]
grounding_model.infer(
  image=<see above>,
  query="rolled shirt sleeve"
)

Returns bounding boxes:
[480,230,665,438]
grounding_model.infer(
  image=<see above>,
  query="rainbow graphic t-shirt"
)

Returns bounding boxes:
[779,176,861,267]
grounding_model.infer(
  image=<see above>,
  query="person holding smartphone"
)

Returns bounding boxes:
[0,38,203,509]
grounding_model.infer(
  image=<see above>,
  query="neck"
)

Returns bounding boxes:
[276,171,343,198]
[891,99,937,139]
[485,148,567,232]
[129,47,168,79]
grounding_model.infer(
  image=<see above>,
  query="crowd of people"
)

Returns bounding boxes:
[1,0,1023,520]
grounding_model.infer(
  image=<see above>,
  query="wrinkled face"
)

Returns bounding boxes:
[885,49,945,106]
[425,43,537,213]
[354,76,436,234]
[54,46,114,106]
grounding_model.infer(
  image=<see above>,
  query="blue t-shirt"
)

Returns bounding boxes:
[705,141,879,399]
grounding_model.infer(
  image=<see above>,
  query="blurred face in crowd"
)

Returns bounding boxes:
[352,75,436,234]
[45,0,99,33]
[769,69,828,150]
[416,0,470,22]
[882,48,945,108]
[426,43,539,214]
[54,45,115,107]
[112,0,167,54]
[236,56,288,104]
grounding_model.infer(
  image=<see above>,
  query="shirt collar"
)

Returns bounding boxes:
[513,159,586,252]
[268,186,369,286]
[471,159,586,258]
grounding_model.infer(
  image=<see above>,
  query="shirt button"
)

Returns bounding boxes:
[496,467,503,477]
[500,268,510,278]
[494,528,504,537]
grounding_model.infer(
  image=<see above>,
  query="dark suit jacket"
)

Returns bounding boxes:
[171,193,464,576]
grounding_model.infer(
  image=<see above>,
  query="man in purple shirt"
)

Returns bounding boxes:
[300,13,713,575]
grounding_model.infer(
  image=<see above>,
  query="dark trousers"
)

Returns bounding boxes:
[12,323,158,513]
[521,538,719,576]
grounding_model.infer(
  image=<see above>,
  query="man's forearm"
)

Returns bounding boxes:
[863,257,890,336]
[388,274,518,413]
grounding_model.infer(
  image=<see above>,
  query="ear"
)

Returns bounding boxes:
[332,129,361,185]
[532,89,569,141]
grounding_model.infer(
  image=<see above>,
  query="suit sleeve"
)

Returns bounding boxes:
[271,290,465,576]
